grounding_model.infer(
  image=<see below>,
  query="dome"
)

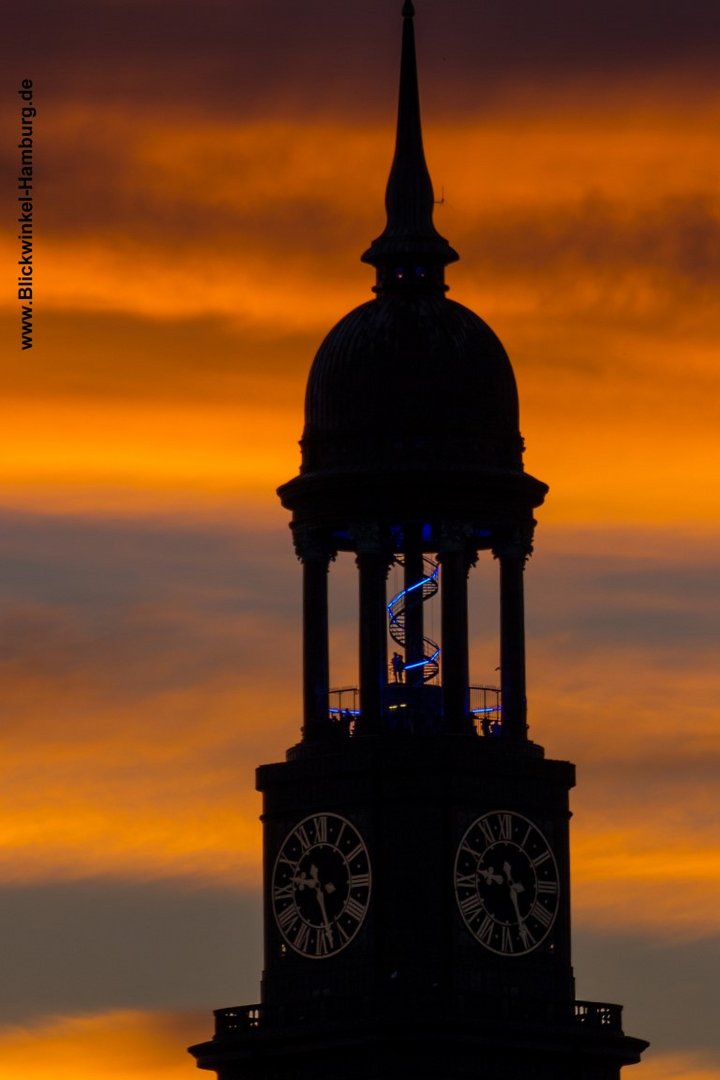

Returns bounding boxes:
[278,1,547,529]
[301,292,523,476]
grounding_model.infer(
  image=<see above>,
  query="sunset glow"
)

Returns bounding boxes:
[2,1,719,1076]
[0,1012,716,1080]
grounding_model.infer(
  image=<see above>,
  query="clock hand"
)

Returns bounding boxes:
[315,884,330,925]
[503,861,525,925]
[291,865,334,944]
[479,864,504,885]
[293,864,320,893]
[312,875,334,945]
[302,867,321,899]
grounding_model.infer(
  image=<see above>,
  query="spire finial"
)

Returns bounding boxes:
[361,0,458,288]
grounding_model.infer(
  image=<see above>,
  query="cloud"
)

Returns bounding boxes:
[9,104,719,320]
[0,880,260,1025]
[634,1058,720,1080]
[0,511,300,705]
[3,1,718,123]
[0,1009,214,1080]
[0,397,303,518]
[3,100,719,529]
[2,881,262,1029]
[0,513,717,1075]
[1,3,717,1076]
[0,1008,716,1080]
[574,930,720,1060]
[0,311,312,403]
[526,530,720,653]
[1,512,718,941]
[1,882,719,1073]
[469,526,720,936]
[0,924,718,1080]
[458,193,720,306]
[0,511,302,882]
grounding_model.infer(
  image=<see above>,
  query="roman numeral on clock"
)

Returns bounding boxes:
[312,815,328,844]
[519,921,535,948]
[455,873,477,891]
[272,813,371,957]
[456,812,559,956]
[477,915,495,946]
[344,896,366,922]
[498,814,513,840]
[537,879,558,895]
[294,825,312,853]
[460,893,483,919]
[276,904,297,932]
[293,922,310,952]
[272,883,294,903]
[479,817,495,845]
[314,928,334,955]
[529,901,554,928]
[335,920,351,946]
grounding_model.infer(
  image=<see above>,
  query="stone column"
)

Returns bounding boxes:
[439,524,475,734]
[494,530,533,742]
[355,525,392,734]
[403,526,425,688]
[294,528,333,741]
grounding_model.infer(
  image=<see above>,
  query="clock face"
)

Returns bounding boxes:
[454,810,559,956]
[271,813,371,959]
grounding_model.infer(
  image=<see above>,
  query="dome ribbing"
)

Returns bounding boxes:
[302,294,522,475]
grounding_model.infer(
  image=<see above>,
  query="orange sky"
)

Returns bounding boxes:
[0,1010,718,1080]
[2,1,720,1078]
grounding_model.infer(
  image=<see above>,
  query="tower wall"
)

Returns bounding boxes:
[187,4,647,1077]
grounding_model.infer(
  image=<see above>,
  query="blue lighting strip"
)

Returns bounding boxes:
[386,562,439,612]
[387,556,440,683]
[404,647,440,672]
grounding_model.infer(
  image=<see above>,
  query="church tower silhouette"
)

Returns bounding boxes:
[189,4,648,1077]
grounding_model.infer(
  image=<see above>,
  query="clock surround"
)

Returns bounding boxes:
[271,812,371,959]
[454,810,560,956]
[188,4,648,1076]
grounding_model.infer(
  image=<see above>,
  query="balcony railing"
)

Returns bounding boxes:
[469,685,501,736]
[574,1001,623,1028]
[326,684,501,736]
[213,996,623,1038]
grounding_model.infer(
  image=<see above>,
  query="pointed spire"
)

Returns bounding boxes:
[362,1,459,289]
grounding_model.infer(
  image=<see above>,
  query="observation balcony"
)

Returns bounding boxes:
[327,684,501,736]
[211,996,625,1038]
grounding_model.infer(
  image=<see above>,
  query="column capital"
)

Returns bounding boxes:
[352,522,394,566]
[292,525,336,564]
[437,520,477,570]
[492,523,536,563]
